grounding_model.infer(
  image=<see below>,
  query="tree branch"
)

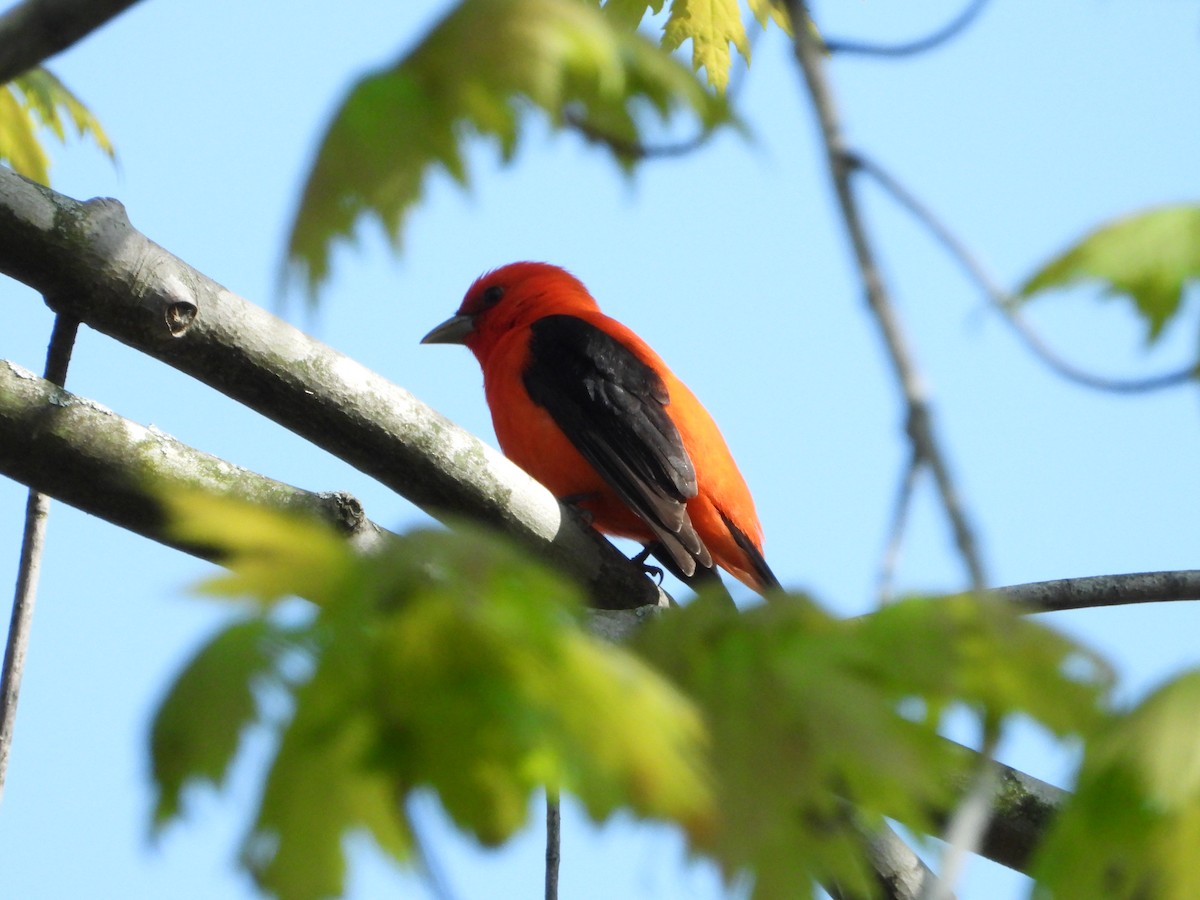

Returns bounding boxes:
[786,2,988,592]
[998,570,1200,613]
[0,359,392,558]
[0,168,664,609]
[0,0,143,84]
[823,0,990,59]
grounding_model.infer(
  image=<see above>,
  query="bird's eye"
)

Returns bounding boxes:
[481,284,505,307]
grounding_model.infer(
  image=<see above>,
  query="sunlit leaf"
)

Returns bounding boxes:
[1035,672,1200,899]
[0,67,114,185]
[153,497,710,899]
[1018,204,1200,343]
[662,0,750,91]
[286,0,728,296]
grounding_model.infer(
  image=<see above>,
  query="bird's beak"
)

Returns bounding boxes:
[421,313,475,345]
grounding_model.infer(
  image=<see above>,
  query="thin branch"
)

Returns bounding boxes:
[0,313,76,803]
[877,450,922,606]
[824,0,990,58]
[923,728,1000,900]
[787,1,988,592]
[996,570,1200,614]
[852,152,1196,394]
[563,110,717,161]
[545,793,561,900]
[0,0,143,84]
[0,167,666,611]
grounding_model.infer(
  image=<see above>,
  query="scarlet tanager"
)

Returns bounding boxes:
[422,262,779,594]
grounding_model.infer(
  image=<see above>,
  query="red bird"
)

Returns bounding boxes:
[422,262,778,594]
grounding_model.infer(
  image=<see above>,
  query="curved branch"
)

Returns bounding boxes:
[823,0,990,59]
[0,167,665,610]
[787,1,988,591]
[852,153,1196,394]
[0,0,143,84]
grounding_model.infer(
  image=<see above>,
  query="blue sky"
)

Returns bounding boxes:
[2,1,1199,897]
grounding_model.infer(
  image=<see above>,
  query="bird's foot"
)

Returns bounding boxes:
[631,546,665,584]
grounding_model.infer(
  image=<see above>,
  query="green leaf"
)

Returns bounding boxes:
[0,67,114,185]
[1018,204,1200,343]
[1035,671,1200,899]
[150,617,284,830]
[636,591,1110,897]
[157,496,711,899]
[286,0,728,297]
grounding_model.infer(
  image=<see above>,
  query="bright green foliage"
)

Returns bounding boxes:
[636,592,1110,898]
[1018,204,1200,343]
[0,67,114,185]
[1035,671,1200,900]
[286,0,729,296]
[153,497,710,900]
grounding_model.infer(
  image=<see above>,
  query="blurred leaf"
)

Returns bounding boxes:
[1018,204,1200,343]
[166,491,358,605]
[1035,671,1200,900]
[0,67,114,185]
[155,497,710,899]
[150,617,284,829]
[636,591,1110,898]
[286,0,729,296]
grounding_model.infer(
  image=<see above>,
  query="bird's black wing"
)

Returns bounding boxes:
[523,314,712,576]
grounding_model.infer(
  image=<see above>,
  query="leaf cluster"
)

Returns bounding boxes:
[152,494,709,900]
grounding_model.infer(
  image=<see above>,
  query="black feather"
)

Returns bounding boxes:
[524,315,711,576]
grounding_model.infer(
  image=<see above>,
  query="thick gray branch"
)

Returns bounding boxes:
[0,0,143,84]
[0,168,663,609]
[0,359,390,558]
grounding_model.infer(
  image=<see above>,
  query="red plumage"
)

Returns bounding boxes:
[423,262,777,593]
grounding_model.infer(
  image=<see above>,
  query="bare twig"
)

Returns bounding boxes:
[923,728,1000,900]
[877,450,922,606]
[853,152,1196,394]
[824,0,990,58]
[545,793,561,900]
[787,1,987,592]
[0,313,76,803]
[0,0,143,84]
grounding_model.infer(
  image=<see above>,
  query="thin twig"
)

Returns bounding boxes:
[787,1,988,592]
[0,312,78,803]
[824,0,990,58]
[877,450,923,606]
[545,793,561,900]
[922,727,1000,900]
[853,152,1196,394]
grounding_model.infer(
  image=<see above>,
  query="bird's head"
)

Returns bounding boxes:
[421,262,600,360]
